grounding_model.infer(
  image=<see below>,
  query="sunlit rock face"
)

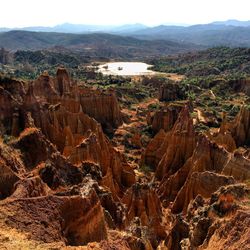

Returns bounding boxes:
[144,106,196,178]
[122,183,166,248]
[145,105,250,217]
[0,69,135,200]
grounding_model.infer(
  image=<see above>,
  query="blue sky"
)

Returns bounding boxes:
[1,0,250,27]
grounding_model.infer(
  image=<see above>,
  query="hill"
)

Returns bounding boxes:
[0,23,148,34]
[0,30,198,59]
[129,24,250,47]
[149,47,250,76]
[2,21,250,48]
[212,19,250,27]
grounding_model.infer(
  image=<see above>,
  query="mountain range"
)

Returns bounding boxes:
[0,23,148,34]
[0,31,197,59]
[1,20,250,54]
[1,20,250,34]
[129,24,250,47]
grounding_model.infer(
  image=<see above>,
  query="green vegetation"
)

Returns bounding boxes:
[148,103,160,111]
[1,45,249,134]
[140,164,153,174]
[150,47,250,77]
[0,30,194,57]
[141,126,153,137]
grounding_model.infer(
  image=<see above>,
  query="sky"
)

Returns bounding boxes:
[1,0,250,28]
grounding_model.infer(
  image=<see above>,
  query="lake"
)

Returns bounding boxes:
[97,62,155,76]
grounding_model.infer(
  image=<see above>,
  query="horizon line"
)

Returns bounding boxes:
[1,19,250,29]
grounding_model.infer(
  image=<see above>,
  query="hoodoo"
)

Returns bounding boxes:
[1,44,250,250]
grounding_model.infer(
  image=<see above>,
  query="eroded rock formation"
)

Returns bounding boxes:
[187,184,250,249]
[144,106,196,179]
[158,81,186,102]
[0,69,250,249]
[122,183,166,248]
[0,69,135,199]
[0,182,108,246]
[232,105,250,146]
[147,106,250,215]
[172,171,235,214]
[155,106,196,180]
[149,102,184,133]
[158,134,245,214]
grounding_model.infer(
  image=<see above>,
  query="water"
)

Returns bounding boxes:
[97,62,155,76]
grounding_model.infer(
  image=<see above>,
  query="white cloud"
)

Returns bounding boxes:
[1,0,250,27]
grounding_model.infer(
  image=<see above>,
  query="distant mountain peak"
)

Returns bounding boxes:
[212,19,250,27]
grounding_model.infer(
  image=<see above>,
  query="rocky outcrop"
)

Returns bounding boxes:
[0,69,135,199]
[0,144,109,247]
[150,103,184,133]
[164,184,250,250]
[10,125,133,199]
[122,183,166,247]
[11,176,50,198]
[187,184,250,249]
[122,184,163,228]
[55,67,73,95]
[155,106,196,179]
[130,133,142,148]
[172,171,235,214]
[0,137,25,175]
[0,87,21,135]
[64,123,135,199]
[1,68,250,249]
[32,72,58,102]
[158,135,230,211]
[159,131,250,214]
[204,209,250,250]
[143,129,168,169]
[60,188,108,246]
[1,164,132,248]
[222,150,250,181]
[158,81,186,102]
[11,128,58,170]
[211,130,236,153]
[232,106,250,147]
[97,188,127,229]
[0,139,24,200]
[80,88,123,130]
[1,68,123,136]
[218,105,250,148]
[145,104,250,217]
[165,216,189,250]
[229,77,250,96]
[158,131,242,212]
[0,159,20,199]
[144,106,196,175]
[21,68,123,134]
[0,185,108,246]
[0,77,26,102]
